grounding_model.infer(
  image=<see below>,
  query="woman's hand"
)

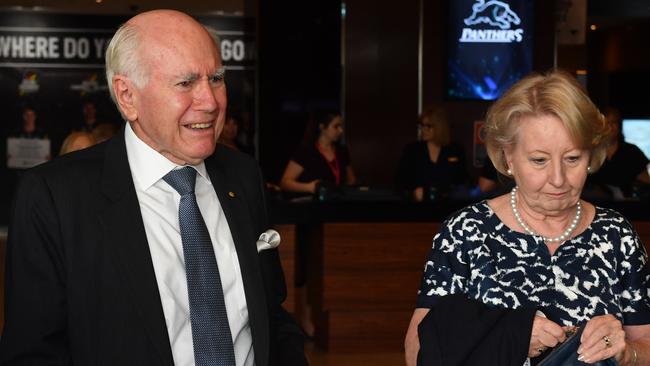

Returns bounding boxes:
[405,308,430,366]
[529,316,566,358]
[413,187,424,202]
[578,314,626,363]
[307,179,320,194]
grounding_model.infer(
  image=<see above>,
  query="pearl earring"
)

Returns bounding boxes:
[507,168,513,175]
[587,166,592,173]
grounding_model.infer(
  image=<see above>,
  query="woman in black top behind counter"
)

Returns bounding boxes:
[280,111,357,194]
[396,105,469,201]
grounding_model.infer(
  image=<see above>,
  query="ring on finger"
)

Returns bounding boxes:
[537,346,546,354]
[603,335,612,348]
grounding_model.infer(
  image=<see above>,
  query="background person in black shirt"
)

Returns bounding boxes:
[280,110,356,194]
[10,105,47,139]
[396,105,469,201]
[586,107,650,198]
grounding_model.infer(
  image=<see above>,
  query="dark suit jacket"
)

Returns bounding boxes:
[0,132,306,365]
[417,294,535,366]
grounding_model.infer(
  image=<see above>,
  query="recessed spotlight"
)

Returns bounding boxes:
[590,24,597,31]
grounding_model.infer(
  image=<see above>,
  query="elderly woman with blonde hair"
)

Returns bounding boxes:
[405,70,650,365]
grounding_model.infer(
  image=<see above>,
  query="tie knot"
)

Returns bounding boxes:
[163,166,197,196]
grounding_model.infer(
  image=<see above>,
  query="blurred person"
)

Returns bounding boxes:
[236,110,255,155]
[79,99,99,132]
[7,105,51,168]
[477,155,514,196]
[218,111,252,154]
[586,106,650,198]
[280,110,356,194]
[405,71,650,365]
[396,105,469,201]
[59,131,95,155]
[0,9,306,366]
[11,105,47,139]
[90,122,118,144]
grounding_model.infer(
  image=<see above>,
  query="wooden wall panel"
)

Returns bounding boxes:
[275,224,297,314]
[323,310,413,352]
[344,0,420,185]
[310,222,440,351]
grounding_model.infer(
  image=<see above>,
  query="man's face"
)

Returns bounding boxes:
[83,102,97,123]
[129,21,226,166]
[22,108,36,133]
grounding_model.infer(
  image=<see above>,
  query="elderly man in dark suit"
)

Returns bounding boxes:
[0,9,306,366]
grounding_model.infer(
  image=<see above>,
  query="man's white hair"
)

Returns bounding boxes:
[105,23,148,111]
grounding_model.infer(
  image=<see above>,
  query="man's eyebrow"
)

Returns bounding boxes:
[175,68,225,81]
[210,67,226,78]
[175,72,200,81]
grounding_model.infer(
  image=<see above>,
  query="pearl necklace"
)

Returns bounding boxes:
[510,186,581,243]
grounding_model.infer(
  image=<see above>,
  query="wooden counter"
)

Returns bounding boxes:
[307,222,439,351]
[1,201,649,350]
[301,219,650,352]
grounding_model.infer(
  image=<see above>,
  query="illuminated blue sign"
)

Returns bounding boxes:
[447,0,534,100]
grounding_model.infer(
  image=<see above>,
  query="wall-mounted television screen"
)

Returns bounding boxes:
[622,119,650,159]
[447,0,535,100]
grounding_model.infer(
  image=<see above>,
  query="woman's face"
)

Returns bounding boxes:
[320,116,344,142]
[419,116,435,142]
[504,114,589,216]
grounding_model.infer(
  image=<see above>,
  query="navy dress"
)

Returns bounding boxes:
[417,201,650,327]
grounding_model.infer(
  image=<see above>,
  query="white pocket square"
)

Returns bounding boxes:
[256,229,280,252]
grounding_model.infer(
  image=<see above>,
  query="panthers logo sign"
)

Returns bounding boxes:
[459,0,524,43]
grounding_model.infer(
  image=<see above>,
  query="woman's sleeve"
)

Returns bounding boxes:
[617,217,650,325]
[416,211,472,308]
[291,145,310,168]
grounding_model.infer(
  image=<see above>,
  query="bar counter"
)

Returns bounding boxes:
[0,198,648,350]
[269,197,650,352]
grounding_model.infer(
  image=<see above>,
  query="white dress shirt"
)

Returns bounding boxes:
[124,123,254,366]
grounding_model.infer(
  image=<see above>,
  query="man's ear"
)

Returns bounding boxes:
[113,75,138,121]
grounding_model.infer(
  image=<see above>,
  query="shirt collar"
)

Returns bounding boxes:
[124,122,211,191]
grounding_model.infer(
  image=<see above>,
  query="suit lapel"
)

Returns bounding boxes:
[98,133,174,366]
[205,152,270,366]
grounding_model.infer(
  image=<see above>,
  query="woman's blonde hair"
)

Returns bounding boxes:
[484,69,609,175]
[420,105,450,146]
[60,131,96,155]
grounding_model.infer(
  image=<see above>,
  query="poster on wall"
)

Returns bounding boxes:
[446,0,535,100]
[6,137,51,168]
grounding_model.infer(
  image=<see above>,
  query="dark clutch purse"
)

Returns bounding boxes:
[538,326,617,366]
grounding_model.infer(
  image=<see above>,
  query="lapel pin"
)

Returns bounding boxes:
[228,191,236,198]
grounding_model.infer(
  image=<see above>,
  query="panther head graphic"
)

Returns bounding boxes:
[464,0,521,30]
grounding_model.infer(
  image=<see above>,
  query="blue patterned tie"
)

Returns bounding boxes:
[163,167,236,366]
